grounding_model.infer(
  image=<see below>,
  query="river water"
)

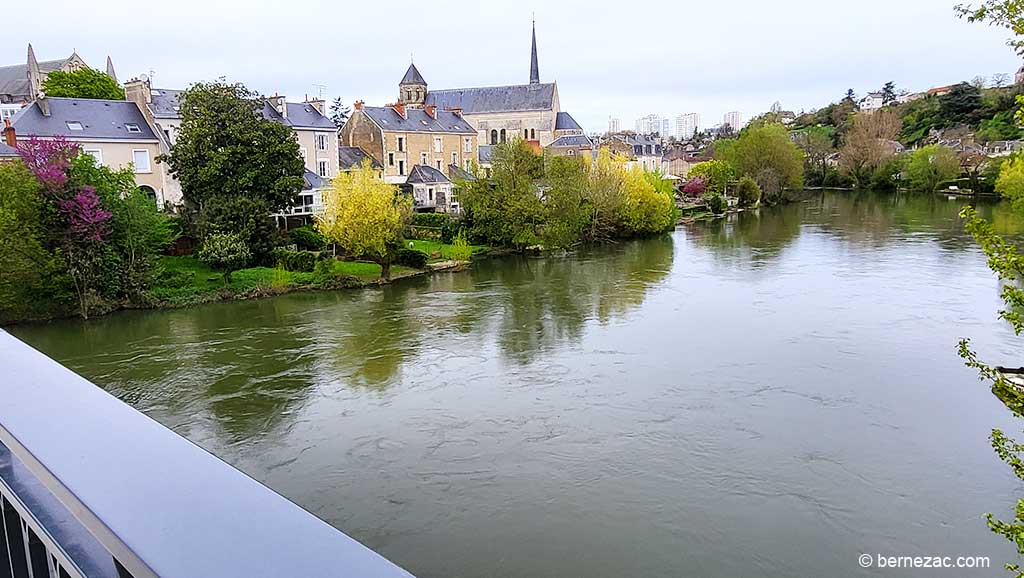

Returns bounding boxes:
[11,190,1024,577]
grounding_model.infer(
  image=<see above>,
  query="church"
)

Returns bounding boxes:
[395,22,586,150]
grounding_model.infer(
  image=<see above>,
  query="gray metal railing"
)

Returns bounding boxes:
[0,331,415,578]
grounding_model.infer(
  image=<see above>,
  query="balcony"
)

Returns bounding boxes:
[0,331,415,578]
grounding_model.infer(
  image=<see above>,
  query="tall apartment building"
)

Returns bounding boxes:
[675,113,699,140]
[723,111,743,130]
[634,113,663,135]
[608,116,620,134]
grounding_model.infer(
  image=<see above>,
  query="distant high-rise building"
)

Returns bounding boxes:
[723,111,743,130]
[608,116,621,134]
[675,113,699,140]
[635,113,663,135]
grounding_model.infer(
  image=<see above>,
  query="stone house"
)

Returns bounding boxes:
[545,112,593,158]
[339,101,476,213]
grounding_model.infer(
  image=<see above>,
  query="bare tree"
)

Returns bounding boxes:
[839,109,902,188]
[992,72,1012,88]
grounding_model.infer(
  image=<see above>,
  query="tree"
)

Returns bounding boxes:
[793,127,835,186]
[843,89,857,105]
[735,176,761,207]
[330,97,351,127]
[461,139,544,249]
[688,160,733,194]
[904,145,960,191]
[316,159,410,280]
[939,82,984,125]
[587,148,626,239]
[973,75,990,90]
[162,81,305,259]
[839,109,901,189]
[56,187,112,318]
[997,154,1024,212]
[681,177,707,197]
[717,123,804,204]
[198,232,251,283]
[41,68,124,100]
[993,72,1012,88]
[618,169,675,235]
[961,150,992,192]
[0,161,54,320]
[542,155,591,249]
[881,82,897,106]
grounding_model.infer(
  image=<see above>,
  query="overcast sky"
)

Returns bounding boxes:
[5,0,1021,132]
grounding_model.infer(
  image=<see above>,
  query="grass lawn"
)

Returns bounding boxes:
[406,239,489,261]
[149,256,417,304]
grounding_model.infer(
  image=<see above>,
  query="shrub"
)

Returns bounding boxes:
[410,213,450,228]
[681,177,707,197]
[269,248,318,272]
[440,219,461,244]
[198,233,251,283]
[289,225,325,251]
[450,229,473,261]
[702,192,727,214]
[396,248,429,268]
[736,176,761,207]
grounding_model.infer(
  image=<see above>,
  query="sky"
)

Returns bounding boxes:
[4,0,1022,133]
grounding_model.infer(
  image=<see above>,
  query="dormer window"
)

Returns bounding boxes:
[125,123,141,134]
[66,121,83,131]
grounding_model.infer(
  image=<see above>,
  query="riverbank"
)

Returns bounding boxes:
[1,242,492,326]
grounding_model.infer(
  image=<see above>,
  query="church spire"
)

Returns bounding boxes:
[105,56,117,83]
[27,44,42,100]
[529,18,540,85]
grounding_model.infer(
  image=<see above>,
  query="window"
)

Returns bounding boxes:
[398,160,405,175]
[83,148,103,164]
[490,130,498,145]
[428,188,434,202]
[299,147,307,162]
[318,159,329,178]
[568,149,575,156]
[530,128,535,140]
[0,105,19,121]
[464,137,471,153]
[433,137,442,153]
[524,129,529,139]
[464,159,471,171]
[451,152,457,165]
[388,152,395,166]
[132,149,151,172]
[421,152,428,165]
[66,121,83,131]
[436,159,442,171]
[500,129,506,143]
[397,137,405,152]
[316,133,330,151]
[125,123,141,134]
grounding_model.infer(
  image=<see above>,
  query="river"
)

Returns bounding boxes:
[10,190,1024,577]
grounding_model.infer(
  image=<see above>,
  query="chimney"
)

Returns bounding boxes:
[3,120,15,148]
[424,104,436,119]
[354,100,364,110]
[393,102,406,118]
[124,77,153,106]
[38,97,50,117]
[305,96,325,115]
[447,106,462,117]
[268,94,287,118]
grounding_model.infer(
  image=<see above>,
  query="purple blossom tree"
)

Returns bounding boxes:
[682,177,707,197]
[16,136,79,196]
[57,186,112,244]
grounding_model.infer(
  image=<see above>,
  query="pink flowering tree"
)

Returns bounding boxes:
[681,177,707,197]
[17,136,79,197]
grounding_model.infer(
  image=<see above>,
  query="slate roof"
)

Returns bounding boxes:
[424,82,556,114]
[547,134,592,148]
[406,164,451,185]
[400,63,426,85]
[478,145,493,164]
[150,88,335,129]
[360,106,475,134]
[12,98,158,140]
[338,146,382,170]
[303,169,328,190]
[0,142,18,157]
[555,111,582,131]
[150,88,183,119]
[0,57,67,100]
[447,163,476,181]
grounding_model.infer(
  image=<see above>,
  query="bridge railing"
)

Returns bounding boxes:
[0,331,415,578]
